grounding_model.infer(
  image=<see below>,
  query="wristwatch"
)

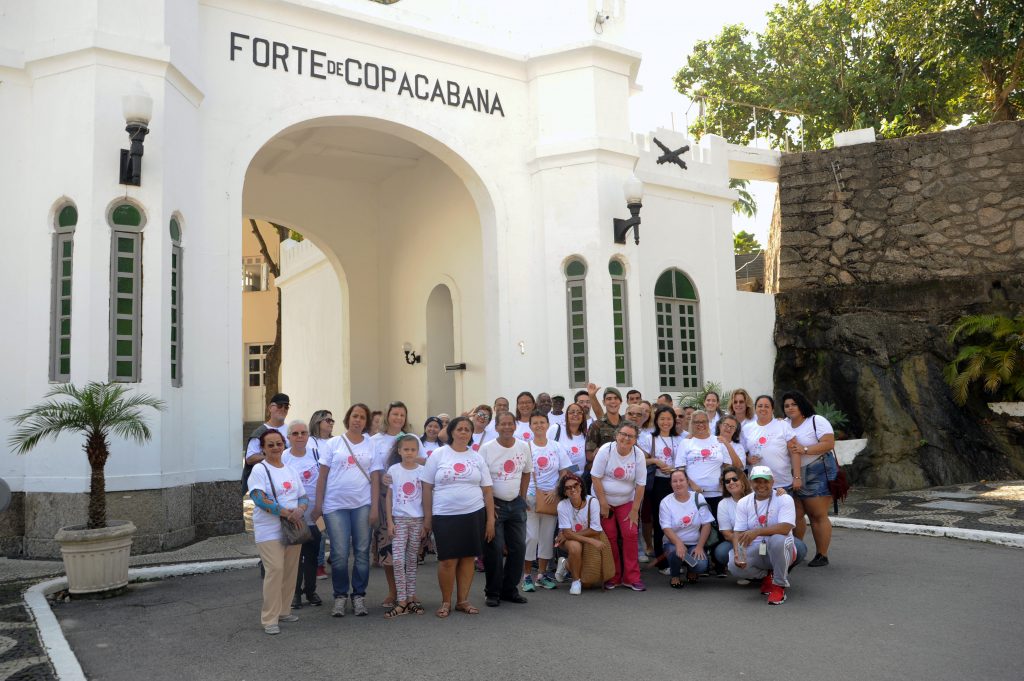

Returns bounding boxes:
[802,445,808,455]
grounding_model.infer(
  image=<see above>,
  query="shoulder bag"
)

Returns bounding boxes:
[529,443,559,515]
[811,416,850,509]
[259,463,312,545]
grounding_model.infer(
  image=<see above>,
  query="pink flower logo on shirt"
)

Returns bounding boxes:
[302,470,312,480]
[453,462,467,474]
[758,436,767,445]
[682,515,692,525]
[283,481,292,490]
[613,467,626,479]
[402,482,416,495]
[758,514,767,525]
[663,447,672,456]
[348,455,356,464]
[574,523,583,531]
[523,432,532,440]
[571,446,579,453]
[537,456,549,469]
[503,459,516,474]
[472,443,480,451]
[700,448,711,458]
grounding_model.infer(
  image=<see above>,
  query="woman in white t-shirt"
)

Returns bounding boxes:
[645,406,683,571]
[522,411,571,592]
[703,391,723,434]
[728,389,755,430]
[712,465,751,575]
[716,415,748,469]
[313,403,377,618]
[513,391,536,442]
[281,419,323,610]
[549,402,588,475]
[384,434,427,617]
[421,416,496,617]
[370,401,415,610]
[247,430,308,635]
[677,411,743,517]
[742,395,800,491]
[469,404,495,451]
[590,422,647,591]
[554,473,608,594]
[783,390,838,568]
[421,416,444,459]
[659,468,714,588]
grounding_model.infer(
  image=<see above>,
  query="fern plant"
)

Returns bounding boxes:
[944,314,1024,406]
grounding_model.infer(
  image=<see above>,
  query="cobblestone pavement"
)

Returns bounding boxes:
[0,580,56,681]
[838,480,1024,533]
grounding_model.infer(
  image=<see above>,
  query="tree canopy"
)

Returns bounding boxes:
[674,0,1022,150]
[734,230,763,255]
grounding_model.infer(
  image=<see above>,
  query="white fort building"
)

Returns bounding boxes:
[0,0,779,555]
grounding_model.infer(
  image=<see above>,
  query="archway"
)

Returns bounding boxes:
[426,284,456,417]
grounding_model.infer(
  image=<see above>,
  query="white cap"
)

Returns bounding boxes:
[749,465,774,481]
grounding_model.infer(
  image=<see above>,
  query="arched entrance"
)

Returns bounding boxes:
[240,118,489,424]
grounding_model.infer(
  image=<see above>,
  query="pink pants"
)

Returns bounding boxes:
[600,502,640,585]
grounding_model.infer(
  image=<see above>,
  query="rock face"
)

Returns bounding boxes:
[774,273,1024,490]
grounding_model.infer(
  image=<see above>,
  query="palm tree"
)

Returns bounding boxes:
[8,382,164,530]
[945,314,1024,405]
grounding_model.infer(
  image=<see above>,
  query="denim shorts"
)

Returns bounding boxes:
[796,454,837,498]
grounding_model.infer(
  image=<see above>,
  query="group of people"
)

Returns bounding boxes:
[243,384,841,634]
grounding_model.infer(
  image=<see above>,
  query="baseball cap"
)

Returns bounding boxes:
[749,465,774,481]
[268,393,290,406]
[604,387,622,400]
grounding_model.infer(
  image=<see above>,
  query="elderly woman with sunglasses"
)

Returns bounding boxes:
[554,473,610,594]
[713,465,751,575]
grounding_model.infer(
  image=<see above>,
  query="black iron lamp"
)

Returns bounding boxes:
[119,89,152,186]
[402,342,421,365]
[612,174,645,245]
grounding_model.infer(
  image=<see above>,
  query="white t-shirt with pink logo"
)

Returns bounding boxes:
[282,448,320,524]
[387,463,424,518]
[548,425,586,473]
[650,433,684,478]
[742,419,796,487]
[557,495,603,533]
[322,434,377,513]
[422,440,442,458]
[527,441,571,495]
[590,442,646,507]
[480,438,532,502]
[659,493,715,545]
[419,446,493,516]
[470,430,495,453]
[514,420,534,442]
[733,491,796,547]
[677,436,730,497]
[247,461,306,543]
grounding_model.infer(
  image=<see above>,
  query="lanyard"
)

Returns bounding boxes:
[658,435,675,461]
[754,496,773,527]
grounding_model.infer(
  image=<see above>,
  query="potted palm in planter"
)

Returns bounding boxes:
[945,313,1024,413]
[8,382,164,594]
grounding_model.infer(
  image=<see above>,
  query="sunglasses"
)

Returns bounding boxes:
[323,418,335,423]
[290,430,308,436]
[724,477,740,484]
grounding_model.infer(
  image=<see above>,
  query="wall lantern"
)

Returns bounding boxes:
[402,342,421,365]
[612,174,644,245]
[119,88,153,186]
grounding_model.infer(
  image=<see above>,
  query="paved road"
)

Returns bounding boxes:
[54,528,1021,681]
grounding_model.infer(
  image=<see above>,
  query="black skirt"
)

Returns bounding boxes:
[433,508,486,560]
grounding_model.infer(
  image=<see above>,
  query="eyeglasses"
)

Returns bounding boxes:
[475,412,489,418]
[290,430,308,436]
[564,484,581,491]
[617,433,637,440]
[724,477,740,484]
[323,418,335,424]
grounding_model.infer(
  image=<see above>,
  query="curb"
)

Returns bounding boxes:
[832,517,1024,548]
[24,558,259,680]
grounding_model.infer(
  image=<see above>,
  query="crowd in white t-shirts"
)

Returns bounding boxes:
[242,386,840,633]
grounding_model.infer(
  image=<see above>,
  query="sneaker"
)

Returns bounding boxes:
[291,594,303,610]
[569,580,582,595]
[264,624,280,635]
[760,572,774,595]
[603,580,619,590]
[658,567,671,576]
[278,614,299,623]
[537,574,557,590]
[307,593,323,606]
[808,553,830,567]
[638,553,650,564]
[316,566,328,580]
[627,580,647,592]
[352,595,368,616]
[554,557,569,583]
[332,597,346,617]
[767,584,787,605]
[522,576,536,593]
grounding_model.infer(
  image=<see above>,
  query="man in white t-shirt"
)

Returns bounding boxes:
[547,395,566,428]
[242,393,291,494]
[479,412,532,607]
[728,466,800,605]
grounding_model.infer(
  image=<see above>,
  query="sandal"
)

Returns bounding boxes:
[435,602,451,618]
[383,604,407,619]
[686,572,699,584]
[380,599,396,609]
[407,601,425,615]
[670,577,684,589]
[455,601,479,615]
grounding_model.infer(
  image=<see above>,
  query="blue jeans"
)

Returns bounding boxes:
[323,505,371,598]
[663,542,710,577]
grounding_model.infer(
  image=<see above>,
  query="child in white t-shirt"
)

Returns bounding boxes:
[385,434,426,617]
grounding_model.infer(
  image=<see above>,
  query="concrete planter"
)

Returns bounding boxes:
[834,438,868,466]
[988,402,1024,417]
[54,520,136,594]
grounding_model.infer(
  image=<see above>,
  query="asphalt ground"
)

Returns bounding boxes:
[53,527,1022,681]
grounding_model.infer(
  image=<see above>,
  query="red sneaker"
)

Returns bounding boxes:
[767,584,787,605]
[759,572,774,595]
[316,566,327,580]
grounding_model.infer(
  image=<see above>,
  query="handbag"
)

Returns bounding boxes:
[529,444,559,515]
[694,493,722,548]
[811,416,851,509]
[578,499,615,588]
[260,463,312,546]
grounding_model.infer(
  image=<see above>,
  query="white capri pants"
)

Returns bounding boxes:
[525,508,558,561]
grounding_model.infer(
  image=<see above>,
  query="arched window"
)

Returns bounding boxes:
[109,202,145,382]
[564,258,588,388]
[170,216,183,387]
[609,259,631,386]
[654,268,700,391]
[50,203,77,382]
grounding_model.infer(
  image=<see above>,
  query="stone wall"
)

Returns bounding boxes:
[769,120,1024,293]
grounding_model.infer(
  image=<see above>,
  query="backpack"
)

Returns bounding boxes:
[241,423,272,494]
